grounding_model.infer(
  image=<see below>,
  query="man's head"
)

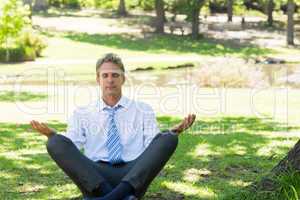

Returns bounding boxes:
[96,53,125,97]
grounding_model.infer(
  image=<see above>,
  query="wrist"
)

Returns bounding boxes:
[47,131,56,138]
[170,129,180,135]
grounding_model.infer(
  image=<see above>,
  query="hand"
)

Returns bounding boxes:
[30,120,56,138]
[170,114,196,135]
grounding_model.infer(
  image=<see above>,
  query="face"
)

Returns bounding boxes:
[96,62,125,97]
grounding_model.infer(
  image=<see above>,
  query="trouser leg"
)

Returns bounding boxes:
[46,134,108,197]
[122,131,178,198]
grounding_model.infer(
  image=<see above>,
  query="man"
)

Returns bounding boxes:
[30,53,196,200]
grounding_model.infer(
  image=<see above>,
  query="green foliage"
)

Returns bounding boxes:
[17,29,47,57]
[94,0,118,9]
[0,0,47,62]
[277,170,300,200]
[49,0,86,8]
[0,46,25,62]
[78,0,95,8]
[166,0,206,22]
[64,0,81,8]
[222,169,300,200]
[0,29,47,62]
[91,0,155,10]
[0,0,31,46]
[135,0,155,11]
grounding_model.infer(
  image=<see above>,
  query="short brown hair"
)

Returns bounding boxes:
[96,53,125,73]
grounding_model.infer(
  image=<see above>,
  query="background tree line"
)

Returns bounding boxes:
[25,0,299,43]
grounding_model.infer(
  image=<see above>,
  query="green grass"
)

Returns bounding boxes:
[0,91,48,102]
[64,32,272,57]
[0,31,272,84]
[1,116,300,199]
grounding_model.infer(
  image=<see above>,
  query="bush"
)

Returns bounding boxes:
[0,29,47,62]
[64,0,80,8]
[49,0,61,7]
[23,46,36,61]
[94,0,118,9]
[79,0,95,8]
[49,0,82,8]
[17,29,47,57]
[136,0,154,11]
[0,47,25,62]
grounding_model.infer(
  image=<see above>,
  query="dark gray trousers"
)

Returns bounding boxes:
[46,131,178,199]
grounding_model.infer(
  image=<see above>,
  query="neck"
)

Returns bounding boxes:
[102,94,122,107]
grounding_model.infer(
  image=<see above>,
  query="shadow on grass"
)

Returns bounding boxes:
[0,91,48,102]
[0,116,299,199]
[64,32,272,57]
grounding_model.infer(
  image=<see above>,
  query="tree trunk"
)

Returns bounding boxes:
[5,38,9,63]
[251,139,300,191]
[267,0,274,26]
[155,0,165,33]
[227,0,233,22]
[287,0,295,45]
[33,0,48,11]
[117,0,127,17]
[191,6,200,39]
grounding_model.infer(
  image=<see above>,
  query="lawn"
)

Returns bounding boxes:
[0,29,272,82]
[1,116,299,199]
[0,91,47,102]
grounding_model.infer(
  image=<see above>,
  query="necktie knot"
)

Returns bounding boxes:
[105,105,120,117]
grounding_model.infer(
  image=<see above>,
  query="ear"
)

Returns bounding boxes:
[121,75,125,85]
[96,73,100,84]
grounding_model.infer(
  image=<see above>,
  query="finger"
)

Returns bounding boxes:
[189,115,196,126]
[186,115,193,124]
[35,122,47,132]
[41,123,51,132]
[189,114,196,124]
[186,114,195,128]
[31,120,38,130]
[40,122,48,129]
[30,121,35,129]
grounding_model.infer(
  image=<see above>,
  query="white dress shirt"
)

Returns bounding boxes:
[64,96,160,162]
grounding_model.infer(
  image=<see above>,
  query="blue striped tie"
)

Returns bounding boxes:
[104,106,123,165]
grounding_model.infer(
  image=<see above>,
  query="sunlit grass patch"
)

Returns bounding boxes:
[0,91,47,102]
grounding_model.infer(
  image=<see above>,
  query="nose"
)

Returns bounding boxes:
[107,74,114,83]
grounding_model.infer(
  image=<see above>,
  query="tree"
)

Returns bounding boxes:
[33,0,48,11]
[155,0,165,33]
[248,139,300,195]
[0,0,30,62]
[117,0,127,16]
[23,0,33,19]
[266,0,275,26]
[287,0,295,45]
[227,0,233,22]
[171,0,206,39]
[244,0,280,27]
[190,0,206,39]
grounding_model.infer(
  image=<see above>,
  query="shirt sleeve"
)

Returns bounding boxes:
[64,110,87,150]
[143,105,160,148]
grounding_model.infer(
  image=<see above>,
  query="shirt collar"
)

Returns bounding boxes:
[97,96,130,112]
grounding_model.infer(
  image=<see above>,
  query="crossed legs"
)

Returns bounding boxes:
[46,131,178,199]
